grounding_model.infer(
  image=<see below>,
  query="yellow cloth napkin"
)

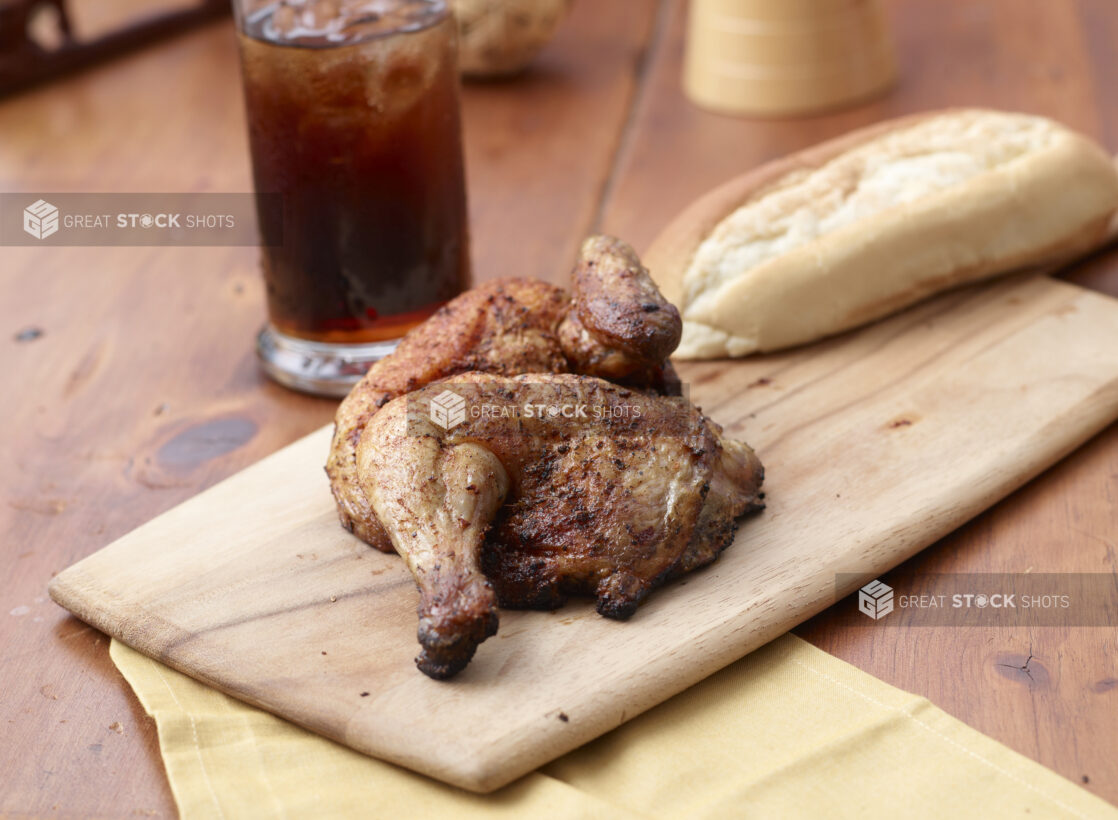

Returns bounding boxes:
[110,635,1115,819]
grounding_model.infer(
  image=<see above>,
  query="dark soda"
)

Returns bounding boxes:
[237,0,469,344]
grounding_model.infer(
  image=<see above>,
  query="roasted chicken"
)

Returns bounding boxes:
[358,373,765,678]
[325,235,765,678]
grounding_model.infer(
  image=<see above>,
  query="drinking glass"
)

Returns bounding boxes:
[233,0,470,396]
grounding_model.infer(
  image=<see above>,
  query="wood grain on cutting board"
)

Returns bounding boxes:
[49,274,1118,792]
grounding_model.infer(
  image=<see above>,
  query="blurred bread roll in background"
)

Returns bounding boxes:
[451,0,572,78]
[645,109,1118,359]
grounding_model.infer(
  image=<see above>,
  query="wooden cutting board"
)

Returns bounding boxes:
[49,273,1118,793]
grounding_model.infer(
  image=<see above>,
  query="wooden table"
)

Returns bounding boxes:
[3,0,1116,814]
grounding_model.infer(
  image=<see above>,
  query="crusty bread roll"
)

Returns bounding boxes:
[646,109,1118,359]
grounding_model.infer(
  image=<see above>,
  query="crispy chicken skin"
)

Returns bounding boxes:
[326,235,682,550]
[357,373,764,679]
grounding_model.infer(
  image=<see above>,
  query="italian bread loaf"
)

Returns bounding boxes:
[645,109,1118,359]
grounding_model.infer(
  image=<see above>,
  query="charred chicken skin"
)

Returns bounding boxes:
[358,373,765,679]
[326,235,765,678]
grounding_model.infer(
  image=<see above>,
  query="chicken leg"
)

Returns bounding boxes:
[368,437,509,678]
